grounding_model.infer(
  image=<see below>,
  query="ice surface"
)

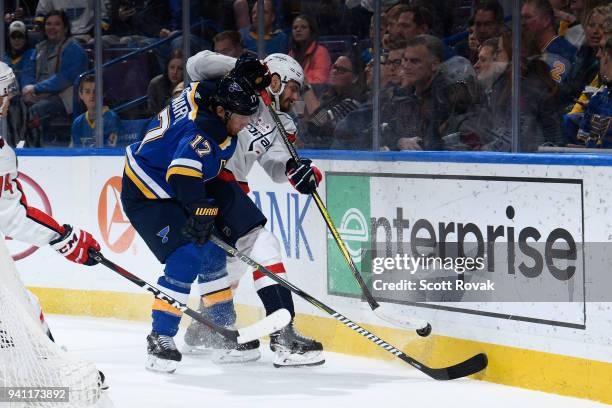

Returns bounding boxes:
[45,315,608,408]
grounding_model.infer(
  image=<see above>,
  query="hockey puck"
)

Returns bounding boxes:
[416,323,432,337]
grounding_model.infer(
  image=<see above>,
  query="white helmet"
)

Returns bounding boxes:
[0,62,17,115]
[263,53,304,107]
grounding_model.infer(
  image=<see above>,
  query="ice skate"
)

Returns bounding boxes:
[269,322,324,367]
[184,319,261,364]
[146,331,182,373]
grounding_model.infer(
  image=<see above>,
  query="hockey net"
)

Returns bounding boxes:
[0,237,102,407]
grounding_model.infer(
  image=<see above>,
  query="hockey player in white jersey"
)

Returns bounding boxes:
[0,61,100,272]
[0,60,106,385]
[184,51,325,367]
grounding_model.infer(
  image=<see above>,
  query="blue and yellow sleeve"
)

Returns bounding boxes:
[166,134,208,206]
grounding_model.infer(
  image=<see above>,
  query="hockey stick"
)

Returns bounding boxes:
[259,92,430,335]
[89,250,290,344]
[210,234,487,380]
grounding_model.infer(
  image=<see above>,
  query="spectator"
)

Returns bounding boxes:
[388,5,431,45]
[22,10,89,147]
[522,0,577,83]
[239,0,289,56]
[331,45,405,151]
[385,2,407,39]
[361,12,389,64]
[473,1,504,43]
[388,4,457,60]
[364,52,391,92]
[147,49,184,116]
[35,0,110,44]
[460,32,565,151]
[3,21,35,147]
[102,0,170,48]
[289,14,331,86]
[455,1,505,63]
[455,18,481,64]
[562,5,608,106]
[4,1,28,25]
[213,31,244,58]
[576,35,611,147]
[384,41,406,89]
[563,9,611,138]
[302,54,364,149]
[71,75,122,148]
[474,38,503,90]
[5,21,35,89]
[385,35,474,151]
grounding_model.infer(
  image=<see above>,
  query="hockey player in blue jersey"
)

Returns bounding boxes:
[120,72,262,373]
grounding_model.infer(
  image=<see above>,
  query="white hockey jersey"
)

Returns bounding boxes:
[187,51,293,189]
[0,138,62,246]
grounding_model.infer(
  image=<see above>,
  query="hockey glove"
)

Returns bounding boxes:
[182,199,218,245]
[286,158,322,195]
[231,54,271,91]
[50,224,101,266]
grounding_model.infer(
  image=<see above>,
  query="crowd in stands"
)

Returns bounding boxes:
[1,0,611,151]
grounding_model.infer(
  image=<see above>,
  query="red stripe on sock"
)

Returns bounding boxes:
[253,263,286,281]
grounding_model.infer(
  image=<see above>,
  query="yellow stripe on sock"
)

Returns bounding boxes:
[202,288,233,307]
[152,299,182,316]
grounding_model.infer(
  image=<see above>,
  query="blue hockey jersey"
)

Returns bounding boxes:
[123,82,236,202]
[577,85,612,148]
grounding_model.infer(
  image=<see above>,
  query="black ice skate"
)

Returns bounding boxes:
[183,319,260,364]
[269,322,325,368]
[146,331,182,373]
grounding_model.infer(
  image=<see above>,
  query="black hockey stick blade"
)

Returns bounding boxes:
[417,352,488,380]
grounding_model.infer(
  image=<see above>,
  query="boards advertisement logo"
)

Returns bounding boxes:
[326,174,370,297]
[325,171,585,327]
[9,172,52,261]
[98,176,135,253]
